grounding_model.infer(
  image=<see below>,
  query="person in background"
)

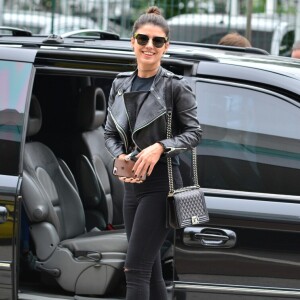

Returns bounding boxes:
[218,32,251,47]
[291,40,300,59]
[104,6,202,300]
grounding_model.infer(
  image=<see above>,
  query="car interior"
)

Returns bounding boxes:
[20,72,130,297]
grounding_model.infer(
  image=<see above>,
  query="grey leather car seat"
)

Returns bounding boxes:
[75,86,124,231]
[21,95,127,295]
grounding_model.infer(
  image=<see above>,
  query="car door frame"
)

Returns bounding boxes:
[0,48,37,300]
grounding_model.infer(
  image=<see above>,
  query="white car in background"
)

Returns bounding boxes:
[168,13,295,56]
[60,0,131,20]
[2,11,97,35]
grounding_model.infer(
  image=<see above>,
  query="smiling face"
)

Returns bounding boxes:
[131,24,169,77]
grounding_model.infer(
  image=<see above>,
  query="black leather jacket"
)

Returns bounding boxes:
[104,67,202,158]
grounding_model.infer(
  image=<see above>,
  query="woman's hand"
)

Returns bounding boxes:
[117,143,164,182]
[133,143,164,179]
[117,154,143,184]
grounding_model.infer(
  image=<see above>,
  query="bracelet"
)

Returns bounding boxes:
[157,142,166,153]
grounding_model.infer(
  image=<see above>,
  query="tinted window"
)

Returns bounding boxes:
[279,30,295,56]
[196,81,300,196]
[0,60,32,175]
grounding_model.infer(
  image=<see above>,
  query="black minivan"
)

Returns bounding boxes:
[1,28,300,300]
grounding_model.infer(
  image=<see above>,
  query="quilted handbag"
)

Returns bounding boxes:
[165,76,209,229]
[167,148,209,229]
[168,186,209,228]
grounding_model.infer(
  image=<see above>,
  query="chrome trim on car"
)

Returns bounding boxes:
[203,188,300,202]
[0,262,11,270]
[175,282,300,297]
[0,44,22,47]
[69,47,136,55]
[197,78,300,107]
[19,293,71,300]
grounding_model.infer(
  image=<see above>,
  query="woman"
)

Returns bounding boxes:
[104,6,202,300]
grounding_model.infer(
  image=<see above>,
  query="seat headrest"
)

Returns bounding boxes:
[26,95,42,137]
[77,86,107,131]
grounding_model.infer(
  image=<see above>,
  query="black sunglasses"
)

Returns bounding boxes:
[133,33,168,48]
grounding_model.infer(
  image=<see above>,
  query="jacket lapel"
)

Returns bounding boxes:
[132,90,166,132]
[110,67,168,135]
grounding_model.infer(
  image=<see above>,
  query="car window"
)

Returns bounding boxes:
[196,81,300,196]
[0,60,32,175]
[279,30,295,57]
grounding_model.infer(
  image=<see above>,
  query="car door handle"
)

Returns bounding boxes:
[183,227,236,248]
[0,206,8,224]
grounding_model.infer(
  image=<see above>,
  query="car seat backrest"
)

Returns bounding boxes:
[23,143,86,240]
[75,86,124,228]
[77,86,106,132]
[26,94,42,137]
[22,96,86,243]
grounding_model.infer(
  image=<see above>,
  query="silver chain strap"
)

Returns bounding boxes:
[166,111,199,196]
[166,111,175,194]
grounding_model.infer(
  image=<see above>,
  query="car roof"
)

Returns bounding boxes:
[1,30,300,87]
[0,46,37,62]
[175,44,300,77]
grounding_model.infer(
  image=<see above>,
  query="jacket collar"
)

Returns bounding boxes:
[111,66,170,134]
[118,66,166,95]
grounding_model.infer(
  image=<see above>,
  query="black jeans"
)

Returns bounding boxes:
[123,162,182,300]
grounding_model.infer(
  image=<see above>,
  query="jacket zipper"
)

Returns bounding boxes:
[124,94,133,136]
[108,109,129,153]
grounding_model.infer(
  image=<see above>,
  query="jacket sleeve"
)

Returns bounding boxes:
[159,77,202,157]
[104,79,126,158]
